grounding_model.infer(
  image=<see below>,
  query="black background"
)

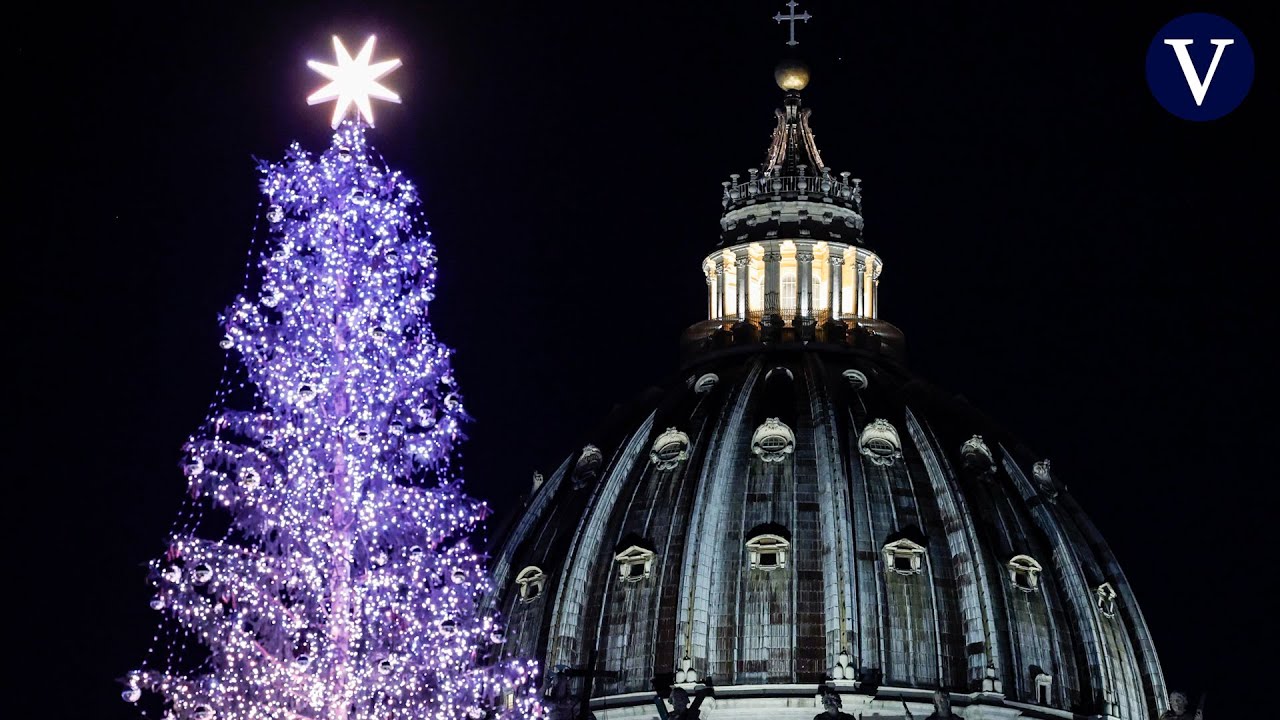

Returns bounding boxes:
[15,1,1273,716]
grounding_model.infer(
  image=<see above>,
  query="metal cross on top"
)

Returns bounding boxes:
[773,0,812,47]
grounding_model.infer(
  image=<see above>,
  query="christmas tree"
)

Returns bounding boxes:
[125,36,539,720]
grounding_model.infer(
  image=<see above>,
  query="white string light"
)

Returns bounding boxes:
[127,110,539,719]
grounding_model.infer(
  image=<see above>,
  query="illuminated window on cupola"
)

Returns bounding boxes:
[1008,555,1043,592]
[613,533,656,583]
[650,428,691,471]
[781,271,797,315]
[1095,582,1118,618]
[746,524,791,571]
[882,526,927,576]
[514,566,545,603]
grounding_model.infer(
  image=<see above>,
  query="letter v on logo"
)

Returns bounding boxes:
[1163,39,1234,106]
[1146,13,1254,121]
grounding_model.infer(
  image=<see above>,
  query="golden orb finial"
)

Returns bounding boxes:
[774,59,810,91]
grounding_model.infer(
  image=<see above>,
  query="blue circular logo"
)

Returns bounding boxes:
[1146,13,1253,121]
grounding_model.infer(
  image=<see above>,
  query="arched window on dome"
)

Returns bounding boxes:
[745,523,791,571]
[515,566,546,603]
[1008,555,1043,593]
[881,526,927,576]
[613,533,656,583]
[1095,582,1118,618]
[1033,670,1053,705]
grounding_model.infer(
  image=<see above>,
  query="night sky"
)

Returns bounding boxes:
[17,2,1273,717]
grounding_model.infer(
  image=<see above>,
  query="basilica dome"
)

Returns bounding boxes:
[486,67,1168,720]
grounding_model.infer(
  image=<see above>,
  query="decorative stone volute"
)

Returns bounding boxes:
[830,649,856,682]
[980,663,1005,696]
[675,654,700,685]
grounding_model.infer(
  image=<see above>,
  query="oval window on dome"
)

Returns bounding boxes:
[514,566,546,603]
[866,438,896,456]
[572,445,603,489]
[694,373,720,394]
[961,435,996,476]
[842,368,868,390]
[1032,459,1059,499]
[1008,554,1043,593]
[1095,582,1118,618]
[858,419,902,466]
[650,428,690,471]
[765,366,794,383]
[759,435,789,453]
[751,418,795,463]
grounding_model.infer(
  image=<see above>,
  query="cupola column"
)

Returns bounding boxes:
[795,242,815,323]
[735,255,751,321]
[828,253,844,321]
[854,259,866,317]
[872,266,881,319]
[715,258,728,320]
[705,272,714,319]
[763,242,783,322]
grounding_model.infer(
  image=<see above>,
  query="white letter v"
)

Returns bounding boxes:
[1163,38,1235,106]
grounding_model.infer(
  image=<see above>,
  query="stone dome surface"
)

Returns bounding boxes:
[487,346,1165,718]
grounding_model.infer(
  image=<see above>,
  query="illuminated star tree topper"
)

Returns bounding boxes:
[307,34,403,128]
[124,34,540,720]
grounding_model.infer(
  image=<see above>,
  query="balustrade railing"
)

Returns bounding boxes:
[721,173,862,211]
[714,308,843,326]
